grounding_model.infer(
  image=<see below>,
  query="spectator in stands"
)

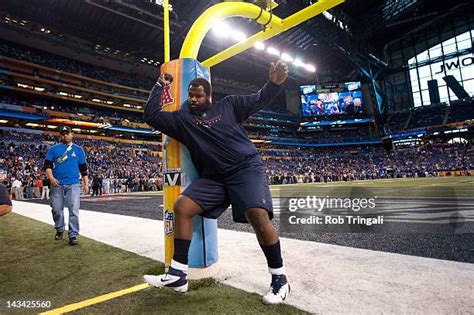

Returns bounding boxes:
[41,175,50,200]
[0,167,12,217]
[91,173,103,196]
[34,176,43,198]
[11,177,22,200]
[25,176,34,199]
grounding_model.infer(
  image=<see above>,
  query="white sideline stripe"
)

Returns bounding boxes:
[11,201,474,314]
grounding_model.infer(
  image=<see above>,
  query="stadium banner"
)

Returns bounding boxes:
[160,58,218,268]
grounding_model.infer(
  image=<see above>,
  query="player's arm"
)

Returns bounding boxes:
[228,60,288,122]
[143,73,182,138]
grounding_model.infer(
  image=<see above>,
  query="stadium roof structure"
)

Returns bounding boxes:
[0,0,472,86]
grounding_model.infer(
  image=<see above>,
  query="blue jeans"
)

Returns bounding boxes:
[51,184,81,238]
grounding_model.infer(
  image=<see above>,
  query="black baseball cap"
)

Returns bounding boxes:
[60,126,72,134]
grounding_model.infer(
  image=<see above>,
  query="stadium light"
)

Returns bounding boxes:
[281,53,293,62]
[305,64,316,72]
[255,42,265,50]
[212,21,231,37]
[293,58,305,67]
[231,31,247,42]
[267,47,280,56]
[0,120,8,124]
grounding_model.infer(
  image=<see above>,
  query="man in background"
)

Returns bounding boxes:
[11,177,22,200]
[41,175,50,200]
[34,176,43,198]
[91,173,102,196]
[43,126,89,246]
[0,166,12,216]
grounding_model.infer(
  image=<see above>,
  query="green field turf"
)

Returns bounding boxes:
[0,214,306,314]
[269,176,474,198]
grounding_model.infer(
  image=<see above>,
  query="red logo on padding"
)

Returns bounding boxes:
[161,84,174,106]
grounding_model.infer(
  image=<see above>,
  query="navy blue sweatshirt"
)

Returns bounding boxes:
[143,81,282,176]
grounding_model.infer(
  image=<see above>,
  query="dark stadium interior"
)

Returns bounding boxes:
[1,0,473,266]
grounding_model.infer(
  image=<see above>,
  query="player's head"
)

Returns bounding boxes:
[188,78,212,114]
[59,126,73,144]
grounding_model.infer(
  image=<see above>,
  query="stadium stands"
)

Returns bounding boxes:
[2,129,472,199]
[265,143,473,184]
[0,40,153,89]
[1,129,162,198]
[0,94,143,125]
[405,104,447,129]
[385,98,473,134]
[0,28,472,200]
[447,98,474,123]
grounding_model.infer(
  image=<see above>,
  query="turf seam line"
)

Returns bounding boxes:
[39,283,150,314]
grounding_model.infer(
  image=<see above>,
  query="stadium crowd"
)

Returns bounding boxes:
[1,129,472,199]
[1,130,162,199]
[265,143,473,184]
